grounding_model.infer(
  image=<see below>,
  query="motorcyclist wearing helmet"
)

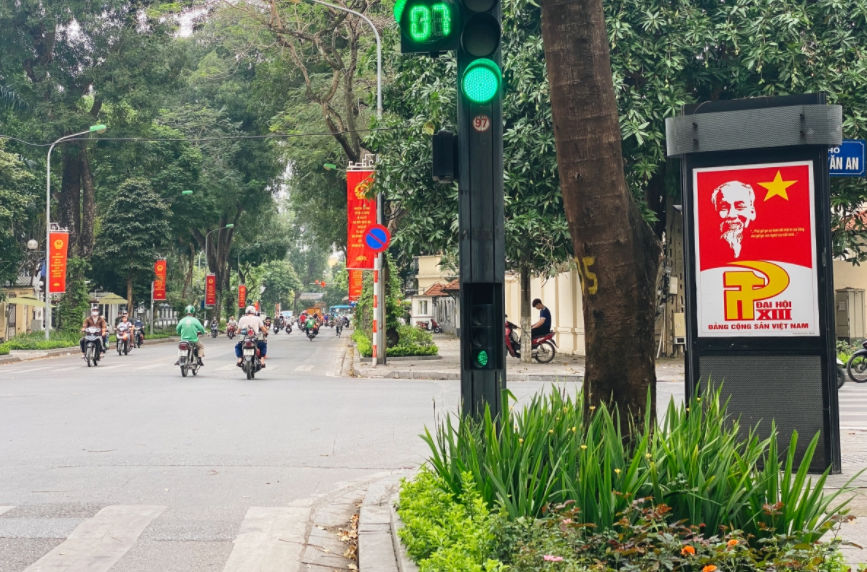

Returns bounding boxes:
[80,306,108,358]
[133,315,145,345]
[236,306,269,367]
[116,311,133,351]
[175,306,206,366]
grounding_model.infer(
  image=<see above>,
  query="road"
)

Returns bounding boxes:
[0,330,865,571]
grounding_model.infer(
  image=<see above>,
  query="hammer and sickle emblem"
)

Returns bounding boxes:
[723,261,789,321]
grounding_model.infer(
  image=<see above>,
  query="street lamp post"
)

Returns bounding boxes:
[44,125,106,340]
[307,0,385,365]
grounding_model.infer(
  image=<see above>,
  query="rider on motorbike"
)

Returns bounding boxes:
[133,316,145,345]
[80,307,108,358]
[175,306,206,366]
[264,315,272,330]
[236,306,269,368]
[305,314,317,335]
[226,316,238,334]
[116,312,134,351]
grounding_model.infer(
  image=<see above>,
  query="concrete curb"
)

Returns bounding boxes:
[375,370,583,382]
[0,336,180,363]
[358,476,403,572]
[389,492,419,572]
[359,355,443,363]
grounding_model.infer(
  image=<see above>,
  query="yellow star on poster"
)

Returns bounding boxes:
[758,170,797,201]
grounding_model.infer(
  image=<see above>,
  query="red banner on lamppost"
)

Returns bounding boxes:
[254,300,260,312]
[347,170,376,270]
[205,274,217,308]
[153,260,167,301]
[238,284,247,309]
[348,269,363,302]
[48,230,69,294]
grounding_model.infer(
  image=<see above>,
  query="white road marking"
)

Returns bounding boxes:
[0,506,14,516]
[134,363,174,370]
[13,366,53,373]
[294,365,314,372]
[216,363,239,371]
[223,506,311,572]
[91,365,122,371]
[24,504,165,572]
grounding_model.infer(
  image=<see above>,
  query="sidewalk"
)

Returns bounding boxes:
[347,335,686,383]
[0,336,180,365]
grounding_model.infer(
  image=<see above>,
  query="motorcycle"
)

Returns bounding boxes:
[504,319,557,363]
[211,321,219,338]
[306,324,318,341]
[82,326,103,367]
[336,320,343,337]
[273,322,281,335]
[240,328,263,379]
[134,325,144,348]
[837,357,846,389]
[227,324,237,340]
[116,323,133,356]
[285,322,292,334]
[845,341,867,383]
[177,339,201,377]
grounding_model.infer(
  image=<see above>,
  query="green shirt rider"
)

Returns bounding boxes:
[175,306,206,366]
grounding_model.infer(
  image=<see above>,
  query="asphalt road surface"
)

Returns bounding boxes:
[1,329,864,571]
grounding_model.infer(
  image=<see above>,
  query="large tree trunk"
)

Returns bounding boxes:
[540,0,661,426]
[79,146,96,257]
[59,148,82,250]
[519,267,532,364]
[126,275,134,314]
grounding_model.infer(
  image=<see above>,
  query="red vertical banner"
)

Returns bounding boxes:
[348,269,363,302]
[238,284,247,309]
[48,231,69,294]
[205,274,216,307]
[347,170,376,269]
[255,300,260,312]
[153,260,167,301]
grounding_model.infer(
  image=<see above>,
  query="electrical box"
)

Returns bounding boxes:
[669,277,679,296]
[835,288,865,340]
[673,312,686,344]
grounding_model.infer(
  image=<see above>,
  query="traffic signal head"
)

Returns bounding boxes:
[396,0,460,54]
[458,0,502,105]
[461,59,500,104]
[469,303,495,368]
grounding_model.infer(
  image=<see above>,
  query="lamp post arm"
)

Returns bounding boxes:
[305,0,381,119]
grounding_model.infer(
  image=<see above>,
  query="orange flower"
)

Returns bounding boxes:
[727,539,738,547]
[680,546,696,556]
[702,566,718,572]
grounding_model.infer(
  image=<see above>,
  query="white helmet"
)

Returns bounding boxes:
[246,306,256,315]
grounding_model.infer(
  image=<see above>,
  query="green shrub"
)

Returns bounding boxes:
[353,329,439,357]
[398,324,435,347]
[397,468,506,572]
[423,386,856,543]
[0,344,9,355]
[1,331,80,350]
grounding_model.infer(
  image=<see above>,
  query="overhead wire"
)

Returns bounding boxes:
[0,126,401,147]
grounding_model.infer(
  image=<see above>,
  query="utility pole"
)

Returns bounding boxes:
[397,0,505,418]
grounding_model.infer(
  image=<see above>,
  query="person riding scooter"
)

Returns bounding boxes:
[175,306,206,367]
[80,307,108,359]
[235,306,269,368]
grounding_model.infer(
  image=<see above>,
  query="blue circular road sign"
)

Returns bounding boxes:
[364,224,391,253]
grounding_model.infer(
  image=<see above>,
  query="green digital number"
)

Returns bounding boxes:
[407,3,452,43]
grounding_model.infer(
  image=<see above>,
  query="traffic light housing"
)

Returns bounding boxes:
[469,302,496,369]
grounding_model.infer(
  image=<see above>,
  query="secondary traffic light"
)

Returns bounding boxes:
[396,0,460,53]
[469,303,496,369]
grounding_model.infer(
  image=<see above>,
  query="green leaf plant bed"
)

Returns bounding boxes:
[397,387,862,572]
[352,327,438,358]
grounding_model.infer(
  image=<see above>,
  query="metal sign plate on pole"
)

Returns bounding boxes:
[829,139,866,177]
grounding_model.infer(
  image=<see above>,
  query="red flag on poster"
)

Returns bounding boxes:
[348,269,363,302]
[347,170,376,269]
[153,260,167,301]
[205,274,217,307]
[238,284,247,309]
[48,231,69,294]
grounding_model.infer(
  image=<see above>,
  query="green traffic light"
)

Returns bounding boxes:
[462,59,501,104]
[475,350,489,367]
[394,0,408,22]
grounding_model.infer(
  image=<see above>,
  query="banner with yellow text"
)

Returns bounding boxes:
[48,231,69,294]
[205,274,217,308]
[347,170,376,269]
[153,260,167,301]
[348,269,363,302]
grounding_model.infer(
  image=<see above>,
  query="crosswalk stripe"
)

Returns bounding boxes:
[294,365,314,372]
[223,506,311,572]
[0,506,14,516]
[24,504,164,572]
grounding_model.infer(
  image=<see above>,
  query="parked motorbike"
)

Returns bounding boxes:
[837,357,846,389]
[504,319,557,363]
[846,341,867,383]
[416,320,443,334]
[211,321,219,338]
[240,328,263,379]
[82,326,102,367]
[134,325,144,348]
[227,324,237,340]
[430,319,443,334]
[177,339,201,377]
[116,322,133,356]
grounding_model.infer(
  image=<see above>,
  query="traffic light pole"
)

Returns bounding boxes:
[457,33,505,420]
